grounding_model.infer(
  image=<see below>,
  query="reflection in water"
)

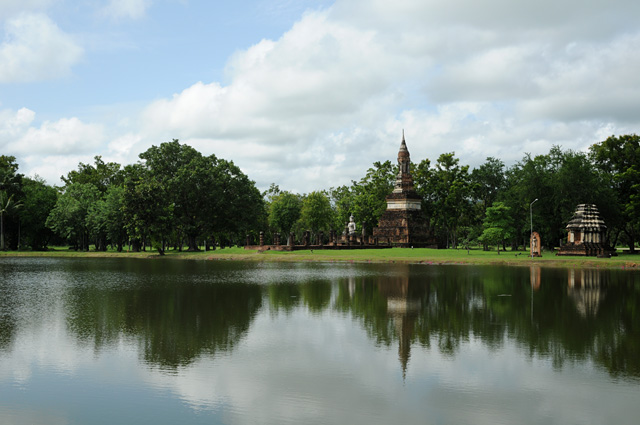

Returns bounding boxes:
[567,268,607,317]
[1,258,640,425]
[379,270,423,378]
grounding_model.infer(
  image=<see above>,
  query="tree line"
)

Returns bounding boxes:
[1,140,263,254]
[266,134,639,253]
[1,134,639,253]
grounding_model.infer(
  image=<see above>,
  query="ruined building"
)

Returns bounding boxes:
[557,204,616,257]
[373,134,439,248]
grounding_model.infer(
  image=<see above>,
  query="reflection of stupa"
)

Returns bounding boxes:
[378,274,424,378]
[558,204,616,257]
[567,269,606,317]
[373,133,439,248]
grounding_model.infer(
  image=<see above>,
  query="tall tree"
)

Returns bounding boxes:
[350,161,396,234]
[479,202,514,254]
[590,134,640,252]
[502,147,618,250]
[428,153,472,248]
[19,176,57,250]
[46,183,100,250]
[299,191,334,237]
[268,191,302,236]
[62,156,123,193]
[0,156,24,250]
[469,157,506,249]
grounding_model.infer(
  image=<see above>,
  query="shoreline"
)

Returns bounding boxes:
[1,247,639,269]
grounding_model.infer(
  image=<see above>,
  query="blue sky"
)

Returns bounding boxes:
[1,0,639,192]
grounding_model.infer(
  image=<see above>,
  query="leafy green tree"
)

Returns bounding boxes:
[61,156,123,193]
[479,202,513,253]
[46,183,100,250]
[413,157,435,219]
[470,157,505,249]
[0,156,24,250]
[329,184,354,232]
[19,176,57,250]
[350,160,396,234]
[268,191,302,235]
[87,184,127,251]
[123,165,172,254]
[502,147,618,250]
[0,192,22,250]
[138,140,206,251]
[590,134,640,252]
[299,191,334,238]
[213,158,265,242]
[422,153,471,248]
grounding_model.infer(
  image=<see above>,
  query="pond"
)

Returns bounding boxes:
[1,257,639,424]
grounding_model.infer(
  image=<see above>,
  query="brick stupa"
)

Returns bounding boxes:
[373,133,439,248]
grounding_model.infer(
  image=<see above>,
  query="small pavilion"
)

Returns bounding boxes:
[557,204,616,257]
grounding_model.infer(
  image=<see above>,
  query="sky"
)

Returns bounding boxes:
[1,0,639,193]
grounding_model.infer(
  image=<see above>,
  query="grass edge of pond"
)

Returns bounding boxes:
[1,247,639,269]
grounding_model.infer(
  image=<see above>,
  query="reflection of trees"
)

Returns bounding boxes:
[0,313,15,351]
[332,265,640,381]
[300,281,332,313]
[0,262,19,351]
[65,260,262,369]
[268,283,300,315]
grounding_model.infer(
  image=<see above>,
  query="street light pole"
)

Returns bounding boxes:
[530,198,538,258]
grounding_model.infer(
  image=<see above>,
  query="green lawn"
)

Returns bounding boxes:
[1,245,639,269]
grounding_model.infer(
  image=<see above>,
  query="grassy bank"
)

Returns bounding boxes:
[1,246,639,269]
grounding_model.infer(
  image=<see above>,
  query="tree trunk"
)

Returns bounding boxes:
[625,227,636,253]
[187,235,199,251]
[0,211,4,251]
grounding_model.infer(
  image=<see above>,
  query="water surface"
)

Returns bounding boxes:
[1,257,639,424]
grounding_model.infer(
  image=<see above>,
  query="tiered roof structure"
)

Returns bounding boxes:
[557,204,616,257]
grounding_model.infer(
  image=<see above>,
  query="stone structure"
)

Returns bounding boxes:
[373,133,439,248]
[348,215,357,235]
[557,204,616,257]
[530,231,542,257]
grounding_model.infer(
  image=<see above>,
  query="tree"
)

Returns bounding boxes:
[122,164,172,254]
[46,183,100,251]
[590,134,640,252]
[87,184,126,251]
[470,158,505,249]
[350,161,396,234]
[268,191,302,235]
[502,147,619,250]
[0,192,22,250]
[0,155,24,250]
[299,191,334,238]
[479,202,514,253]
[19,176,57,250]
[61,156,122,193]
[421,153,472,248]
[213,158,265,242]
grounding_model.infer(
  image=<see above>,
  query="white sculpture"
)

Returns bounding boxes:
[348,215,356,235]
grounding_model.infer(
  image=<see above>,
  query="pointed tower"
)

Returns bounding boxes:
[373,133,439,247]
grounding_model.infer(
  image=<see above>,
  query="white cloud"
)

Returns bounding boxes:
[4,0,640,192]
[0,13,83,83]
[100,0,152,20]
[9,117,104,156]
[0,0,53,20]
[0,110,105,183]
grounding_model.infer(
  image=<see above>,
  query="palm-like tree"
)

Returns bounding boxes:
[0,191,22,250]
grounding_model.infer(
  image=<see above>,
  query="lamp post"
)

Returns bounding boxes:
[530,198,538,258]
